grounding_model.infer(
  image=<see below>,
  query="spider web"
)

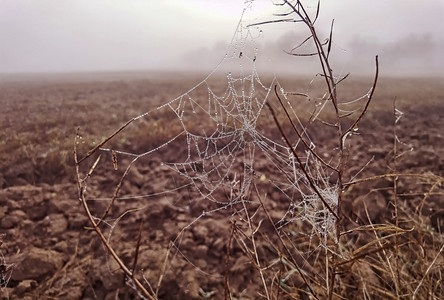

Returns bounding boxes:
[83,0,341,243]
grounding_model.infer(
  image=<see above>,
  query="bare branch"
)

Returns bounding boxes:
[248,18,302,27]
[342,55,379,137]
[289,35,313,53]
[131,220,144,279]
[77,116,141,164]
[327,20,334,59]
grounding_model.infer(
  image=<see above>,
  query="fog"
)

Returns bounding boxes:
[1,0,443,77]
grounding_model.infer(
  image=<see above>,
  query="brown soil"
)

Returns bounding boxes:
[0,73,443,299]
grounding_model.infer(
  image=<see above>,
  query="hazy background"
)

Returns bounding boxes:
[1,0,443,77]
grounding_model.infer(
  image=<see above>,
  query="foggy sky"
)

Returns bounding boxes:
[1,0,443,76]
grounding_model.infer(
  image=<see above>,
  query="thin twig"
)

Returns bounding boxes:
[77,116,141,164]
[344,173,441,187]
[241,200,271,299]
[412,243,444,299]
[392,97,401,297]
[342,56,379,138]
[131,220,144,279]
[224,221,235,300]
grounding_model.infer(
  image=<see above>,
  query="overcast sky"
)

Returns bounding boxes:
[1,0,443,76]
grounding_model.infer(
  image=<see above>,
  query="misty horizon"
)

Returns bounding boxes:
[1,0,443,77]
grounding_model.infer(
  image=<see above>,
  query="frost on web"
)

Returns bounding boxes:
[275,151,339,242]
[140,2,275,208]
[79,0,340,245]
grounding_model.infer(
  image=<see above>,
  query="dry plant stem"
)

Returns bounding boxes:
[283,0,340,114]
[392,98,401,296]
[342,56,379,136]
[155,244,172,298]
[131,220,144,278]
[340,224,412,236]
[142,271,157,297]
[74,135,155,300]
[267,2,380,298]
[78,183,154,299]
[401,191,443,197]
[288,11,378,297]
[224,221,235,300]
[363,200,400,296]
[270,4,345,293]
[415,179,442,214]
[344,173,442,186]
[241,201,271,299]
[412,243,444,299]
[370,285,398,300]
[279,9,344,282]
[77,116,140,164]
[333,243,394,268]
[276,251,284,299]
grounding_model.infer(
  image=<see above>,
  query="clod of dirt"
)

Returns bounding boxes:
[1,210,27,229]
[67,211,88,229]
[14,279,38,296]
[192,224,209,242]
[91,259,125,291]
[11,247,64,282]
[42,213,68,235]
